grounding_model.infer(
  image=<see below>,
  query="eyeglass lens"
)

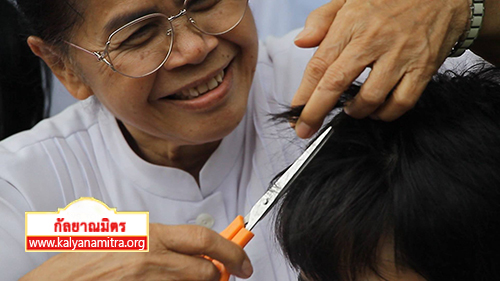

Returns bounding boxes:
[106,0,248,78]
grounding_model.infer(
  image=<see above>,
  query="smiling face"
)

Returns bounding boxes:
[63,0,258,148]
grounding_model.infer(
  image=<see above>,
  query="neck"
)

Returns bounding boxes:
[118,121,221,184]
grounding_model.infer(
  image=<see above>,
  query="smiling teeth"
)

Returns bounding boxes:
[207,78,218,90]
[176,69,225,100]
[188,88,198,97]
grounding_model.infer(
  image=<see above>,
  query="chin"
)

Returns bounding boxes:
[192,111,246,145]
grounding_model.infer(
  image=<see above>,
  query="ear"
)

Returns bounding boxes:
[27,36,93,100]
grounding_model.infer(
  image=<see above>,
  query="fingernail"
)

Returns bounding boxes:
[294,27,313,42]
[241,259,253,278]
[343,106,352,116]
[296,121,314,139]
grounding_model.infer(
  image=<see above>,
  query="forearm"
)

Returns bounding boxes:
[471,0,500,65]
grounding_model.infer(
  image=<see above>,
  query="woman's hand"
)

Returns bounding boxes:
[292,0,471,138]
[21,224,253,280]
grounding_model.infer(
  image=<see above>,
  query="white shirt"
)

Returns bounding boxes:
[0,31,311,281]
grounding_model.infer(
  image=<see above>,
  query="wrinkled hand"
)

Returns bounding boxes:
[21,224,253,280]
[293,0,471,138]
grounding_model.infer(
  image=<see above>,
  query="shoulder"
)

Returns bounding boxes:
[0,99,104,278]
[0,97,106,207]
[254,29,316,105]
[262,29,314,66]
[249,29,313,142]
[243,32,309,184]
[0,97,101,153]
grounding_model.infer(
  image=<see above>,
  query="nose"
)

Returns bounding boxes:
[162,16,218,70]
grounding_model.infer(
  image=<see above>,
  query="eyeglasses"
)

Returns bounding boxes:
[66,0,249,78]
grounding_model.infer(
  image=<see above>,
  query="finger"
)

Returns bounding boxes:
[295,45,371,138]
[291,15,352,108]
[150,251,221,281]
[155,224,252,278]
[343,56,405,119]
[371,71,430,121]
[294,1,346,48]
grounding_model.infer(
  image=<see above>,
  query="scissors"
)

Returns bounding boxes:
[209,126,333,281]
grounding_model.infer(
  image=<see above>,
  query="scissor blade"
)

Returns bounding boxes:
[244,126,333,231]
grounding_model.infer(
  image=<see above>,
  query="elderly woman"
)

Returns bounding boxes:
[1,0,499,280]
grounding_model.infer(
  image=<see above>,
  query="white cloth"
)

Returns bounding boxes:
[0,31,311,281]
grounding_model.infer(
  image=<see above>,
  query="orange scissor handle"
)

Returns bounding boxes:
[210,215,254,281]
[220,215,253,242]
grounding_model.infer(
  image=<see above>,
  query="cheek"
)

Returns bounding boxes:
[89,70,156,115]
[222,10,258,56]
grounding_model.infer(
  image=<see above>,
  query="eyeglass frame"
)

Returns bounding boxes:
[65,0,250,78]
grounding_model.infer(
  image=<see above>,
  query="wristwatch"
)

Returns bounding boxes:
[449,0,484,57]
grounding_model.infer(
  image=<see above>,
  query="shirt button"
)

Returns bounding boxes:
[195,213,215,229]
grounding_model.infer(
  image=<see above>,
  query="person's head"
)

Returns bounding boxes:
[1,0,51,140]
[274,66,500,281]
[16,0,258,146]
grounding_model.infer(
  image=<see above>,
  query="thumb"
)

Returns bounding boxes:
[294,0,346,48]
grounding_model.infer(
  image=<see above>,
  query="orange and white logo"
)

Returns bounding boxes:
[25,197,149,252]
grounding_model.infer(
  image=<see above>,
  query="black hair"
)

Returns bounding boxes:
[274,66,500,281]
[14,0,85,53]
[0,0,51,140]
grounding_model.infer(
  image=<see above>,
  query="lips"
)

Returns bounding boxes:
[157,61,234,111]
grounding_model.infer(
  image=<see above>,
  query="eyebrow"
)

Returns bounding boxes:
[103,7,160,35]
